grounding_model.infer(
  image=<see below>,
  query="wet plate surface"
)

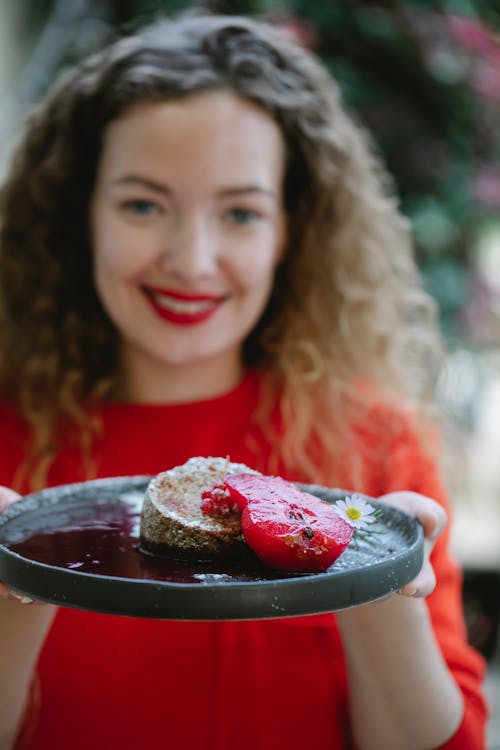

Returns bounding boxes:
[0,477,423,620]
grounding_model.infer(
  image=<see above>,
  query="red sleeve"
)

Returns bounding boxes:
[383,418,488,749]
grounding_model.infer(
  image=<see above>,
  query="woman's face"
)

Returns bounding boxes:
[90,90,287,401]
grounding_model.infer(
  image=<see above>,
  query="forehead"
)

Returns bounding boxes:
[97,90,286,184]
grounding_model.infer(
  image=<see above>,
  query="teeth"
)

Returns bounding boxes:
[151,293,218,314]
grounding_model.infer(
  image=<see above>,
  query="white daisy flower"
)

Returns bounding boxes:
[334,495,377,529]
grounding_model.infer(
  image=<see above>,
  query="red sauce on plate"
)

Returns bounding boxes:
[5,498,295,584]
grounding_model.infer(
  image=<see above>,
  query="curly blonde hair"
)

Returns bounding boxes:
[0,13,443,489]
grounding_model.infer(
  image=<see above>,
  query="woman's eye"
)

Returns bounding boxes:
[225,208,260,225]
[122,199,160,215]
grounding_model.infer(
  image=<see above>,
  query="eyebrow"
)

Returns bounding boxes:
[110,174,279,201]
[111,175,170,195]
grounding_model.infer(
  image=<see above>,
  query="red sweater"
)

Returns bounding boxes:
[0,372,487,749]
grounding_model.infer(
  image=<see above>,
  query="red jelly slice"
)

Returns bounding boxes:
[224,474,354,573]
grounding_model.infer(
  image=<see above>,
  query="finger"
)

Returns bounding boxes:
[0,582,38,605]
[9,592,35,604]
[378,491,447,541]
[0,490,29,602]
[397,559,437,598]
[0,582,10,597]
[0,487,22,515]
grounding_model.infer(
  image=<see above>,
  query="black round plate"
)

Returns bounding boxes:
[0,477,423,620]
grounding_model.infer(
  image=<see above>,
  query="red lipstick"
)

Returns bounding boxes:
[143,286,224,326]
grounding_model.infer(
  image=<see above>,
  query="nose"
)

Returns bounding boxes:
[160,215,218,279]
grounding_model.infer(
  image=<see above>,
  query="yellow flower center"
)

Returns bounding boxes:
[346,507,362,521]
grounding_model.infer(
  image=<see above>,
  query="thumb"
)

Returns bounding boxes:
[0,487,22,515]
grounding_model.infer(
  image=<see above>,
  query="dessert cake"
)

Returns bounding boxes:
[140,456,354,572]
[139,456,258,559]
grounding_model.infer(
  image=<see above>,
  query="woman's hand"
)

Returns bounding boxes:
[337,492,463,749]
[0,486,33,602]
[0,486,21,514]
[376,490,447,598]
[0,490,56,749]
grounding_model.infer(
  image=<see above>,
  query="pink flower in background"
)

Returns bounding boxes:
[470,167,500,208]
[277,15,318,50]
[445,13,500,101]
[472,60,500,100]
[446,14,497,57]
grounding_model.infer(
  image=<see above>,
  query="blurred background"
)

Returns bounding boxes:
[1,0,499,742]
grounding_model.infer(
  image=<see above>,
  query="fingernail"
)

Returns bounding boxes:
[11,592,34,605]
[397,586,417,597]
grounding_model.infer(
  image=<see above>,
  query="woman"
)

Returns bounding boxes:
[0,12,487,749]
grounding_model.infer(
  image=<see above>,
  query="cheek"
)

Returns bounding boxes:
[93,222,152,282]
[231,241,282,291]
[229,261,276,303]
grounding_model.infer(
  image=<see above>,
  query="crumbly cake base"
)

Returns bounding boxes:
[139,456,257,559]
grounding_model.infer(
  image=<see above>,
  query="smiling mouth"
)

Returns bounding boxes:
[150,292,220,314]
[143,287,225,325]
